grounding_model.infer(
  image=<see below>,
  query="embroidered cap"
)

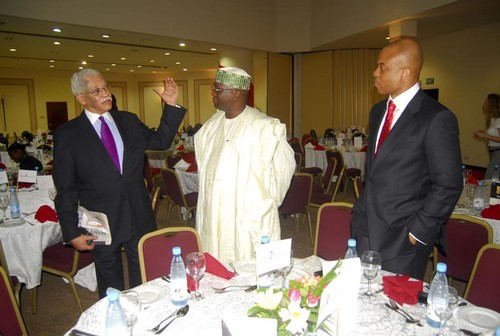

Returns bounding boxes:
[214,67,251,90]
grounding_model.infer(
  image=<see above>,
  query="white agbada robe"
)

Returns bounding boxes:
[194,106,295,262]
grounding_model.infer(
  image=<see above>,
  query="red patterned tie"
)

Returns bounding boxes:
[376,100,396,155]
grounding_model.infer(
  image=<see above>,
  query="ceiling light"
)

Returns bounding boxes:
[164,52,171,56]
[49,60,55,63]
[53,41,61,45]
[149,60,155,63]
[137,65,142,68]
[179,42,186,47]
[183,68,188,71]
[50,65,55,68]
[111,64,116,66]
[385,36,390,40]
[211,48,217,51]
[129,69,134,72]
[175,61,181,65]
[88,54,94,58]
[105,68,110,71]
[120,57,126,60]
[9,48,16,52]
[81,61,87,65]
[102,34,110,38]
[52,28,62,33]
[79,66,84,70]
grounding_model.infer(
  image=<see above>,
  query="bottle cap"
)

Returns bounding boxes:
[172,246,181,255]
[9,187,15,192]
[260,236,270,244]
[107,289,119,301]
[348,239,356,247]
[478,181,484,187]
[436,262,447,273]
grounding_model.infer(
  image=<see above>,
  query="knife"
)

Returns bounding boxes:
[69,329,98,336]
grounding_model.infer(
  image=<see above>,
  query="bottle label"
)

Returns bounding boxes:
[170,278,188,305]
[10,205,21,219]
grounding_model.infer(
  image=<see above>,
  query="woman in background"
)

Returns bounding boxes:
[473,93,500,179]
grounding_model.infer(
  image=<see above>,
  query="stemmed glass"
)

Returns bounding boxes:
[119,290,142,336]
[361,250,382,296]
[431,285,458,336]
[280,250,294,290]
[185,252,206,300]
[0,195,8,223]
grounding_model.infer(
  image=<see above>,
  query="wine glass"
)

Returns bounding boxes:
[48,187,57,202]
[0,195,8,223]
[119,290,142,336]
[185,252,206,300]
[361,250,381,296]
[280,250,294,290]
[431,285,458,336]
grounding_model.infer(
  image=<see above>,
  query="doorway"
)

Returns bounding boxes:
[46,102,68,131]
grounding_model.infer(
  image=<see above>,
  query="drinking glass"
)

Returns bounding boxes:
[120,290,142,336]
[0,195,8,223]
[48,187,57,202]
[185,252,206,300]
[431,285,458,336]
[465,183,477,209]
[280,250,294,290]
[361,251,381,296]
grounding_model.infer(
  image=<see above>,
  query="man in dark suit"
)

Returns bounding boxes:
[53,69,186,297]
[351,37,463,280]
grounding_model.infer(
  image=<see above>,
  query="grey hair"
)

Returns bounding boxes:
[70,68,103,96]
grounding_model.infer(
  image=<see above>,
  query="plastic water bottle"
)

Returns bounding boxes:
[9,187,20,219]
[426,262,448,328]
[344,239,358,259]
[105,288,127,335]
[493,165,500,182]
[473,181,485,211]
[170,246,188,306]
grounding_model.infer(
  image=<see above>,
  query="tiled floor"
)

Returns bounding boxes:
[18,185,466,335]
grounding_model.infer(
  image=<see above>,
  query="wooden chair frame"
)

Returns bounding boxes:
[0,266,28,336]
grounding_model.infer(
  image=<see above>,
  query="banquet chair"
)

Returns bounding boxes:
[138,227,202,283]
[151,186,161,218]
[463,244,500,312]
[433,214,492,284]
[293,152,302,173]
[279,173,314,245]
[353,176,363,199]
[166,154,182,169]
[0,266,27,336]
[310,157,345,208]
[0,240,21,305]
[161,168,198,226]
[313,202,353,260]
[39,243,94,313]
[329,149,361,197]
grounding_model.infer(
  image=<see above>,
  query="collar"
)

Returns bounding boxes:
[389,82,420,113]
[84,109,112,124]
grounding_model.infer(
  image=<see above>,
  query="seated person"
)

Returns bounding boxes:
[8,143,43,172]
[0,133,8,147]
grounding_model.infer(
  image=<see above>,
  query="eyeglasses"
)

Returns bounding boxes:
[211,86,234,93]
[80,86,111,96]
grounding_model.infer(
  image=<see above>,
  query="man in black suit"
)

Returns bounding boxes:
[351,37,463,280]
[53,69,186,297]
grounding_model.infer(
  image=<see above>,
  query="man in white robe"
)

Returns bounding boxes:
[195,67,295,262]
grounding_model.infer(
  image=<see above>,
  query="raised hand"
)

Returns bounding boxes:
[154,78,179,106]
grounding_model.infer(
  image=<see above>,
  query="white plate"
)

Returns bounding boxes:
[457,306,500,331]
[1,218,26,227]
[234,260,256,275]
[135,286,167,305]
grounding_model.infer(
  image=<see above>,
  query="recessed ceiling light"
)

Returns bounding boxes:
[49,60,55,63]
[182,68,188,71]
[211,48,217,51]
[79,66,84,70]
[149,60,155,63]
[52,28,62,33]
[9,48,16,52]
[175,61,181,65]
[50,65,55,68]
[164,52,171,56]
[120,57,126,60]
[88,54,94,58]
[102,34,110,38]
[179,42,186,47]
[129,69,134,72]
[385,36,390,40]
[81,61,87,65]
[137,65,142,68]
[53,41,61,45]
[105,68,110,71]
[111,63,116,66]
[152,71,156,73]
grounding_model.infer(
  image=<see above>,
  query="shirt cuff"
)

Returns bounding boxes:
[410,232,426,245]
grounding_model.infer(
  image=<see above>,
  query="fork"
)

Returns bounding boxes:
[148,308,180,332]
[387,299,423,326]
[212,285,256,293]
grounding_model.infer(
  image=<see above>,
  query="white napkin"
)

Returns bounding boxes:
[304,142,315,149]
[173,159,190,171]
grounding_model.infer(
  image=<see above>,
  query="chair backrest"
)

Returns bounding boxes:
[433,214,493,282]
[309,129,318,139]
[161,168,189,207]
[464,243,500,312]
[0,266,27,336]
[279,173,313,216]
[138,227,202,283]
[314,202,353,260]
[166,155,182,169]
[288,140,303,156]
[354,176,363,199]
[151,186,161,216]
[293,152,302,173]
[321,157,337,192]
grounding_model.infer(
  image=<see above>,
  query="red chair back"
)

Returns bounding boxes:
[434,215,492,282]
[464,244,500,312]
[279,173,313,216]
[167,155,182,169]
[314,202,353,260]
[42,243,93,274]
[0,266,27,336]
[138,227,201,283]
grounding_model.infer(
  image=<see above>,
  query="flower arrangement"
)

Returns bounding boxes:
[248,261,342,336]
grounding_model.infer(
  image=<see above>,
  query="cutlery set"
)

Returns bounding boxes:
[148,305,190,334]
[211,284,257,293]
[385,299,423,326]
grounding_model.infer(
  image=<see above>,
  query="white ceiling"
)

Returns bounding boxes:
[0,0,499,75]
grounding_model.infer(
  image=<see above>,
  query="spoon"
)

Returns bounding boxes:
[385,302,422,326]
[154,305,189,334]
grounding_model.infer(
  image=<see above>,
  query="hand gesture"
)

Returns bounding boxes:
[154,78,179,106]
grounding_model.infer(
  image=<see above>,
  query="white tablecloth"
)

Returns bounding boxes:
[176,169,199,195]
[67,255,475,336]
[305,148,366,179]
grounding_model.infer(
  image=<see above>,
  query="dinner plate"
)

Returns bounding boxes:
[456,306,500,331]
[234,260,256,275]
[134,286,167,305]
[0,218,26,227]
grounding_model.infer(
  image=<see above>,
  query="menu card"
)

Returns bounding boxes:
[317,258,361,335]
[17,169,37,184]
[255,238,291,276]
[36,175,54,190]
[353,136,363,149]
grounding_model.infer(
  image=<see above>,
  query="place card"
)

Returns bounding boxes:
[353,136,363,148]
[222,316,276,336]
[255,238,291,276]
[17,169,37,183]
[318,258,361,335]
[37,175,54,190]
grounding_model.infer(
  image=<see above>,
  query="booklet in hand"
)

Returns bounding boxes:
[78,206,112,245]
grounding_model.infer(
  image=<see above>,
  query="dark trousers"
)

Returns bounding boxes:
[92,235,142,298]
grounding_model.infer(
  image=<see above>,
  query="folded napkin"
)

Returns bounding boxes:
[177,145,185,150]
[314,145,326,150]
[382,275,422,305]
[174,159,190,170]
[204,252,236,280]
[181,152,196,164]
[481,204,500,219]
[35,205,58,223]
[186,163,197,173]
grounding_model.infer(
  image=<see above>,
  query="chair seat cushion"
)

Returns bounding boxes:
[43,244,93,273]
[345,168,361,177]
[301,167,322,175]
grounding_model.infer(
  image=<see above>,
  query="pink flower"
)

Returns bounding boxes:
[288,288,301,303]
[307,292,320,308]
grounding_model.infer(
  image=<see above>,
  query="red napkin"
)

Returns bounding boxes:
[360,145,368,152]
[186,164,197,173]
[314,145,326,150]
[177,145,185,150]
[481,204,500,219]
[204,252,235,280]
[181,152,196,164]
[466,175,478,185]
[382,275,423,305]
[35,205,58,223]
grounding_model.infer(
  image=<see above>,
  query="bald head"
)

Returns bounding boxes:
[386,37,423,82]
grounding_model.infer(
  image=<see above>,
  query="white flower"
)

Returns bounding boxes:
[278,302,310,335]
[254,287,283,310]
